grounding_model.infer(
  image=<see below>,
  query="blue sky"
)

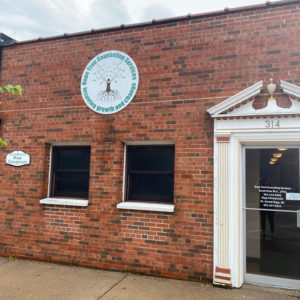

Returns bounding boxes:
[0,0,276,41]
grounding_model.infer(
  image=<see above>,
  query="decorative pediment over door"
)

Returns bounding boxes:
[207,80,300,118]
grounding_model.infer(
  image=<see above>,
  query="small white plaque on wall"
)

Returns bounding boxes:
[6,151,30,167]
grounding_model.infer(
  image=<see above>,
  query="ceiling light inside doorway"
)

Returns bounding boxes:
[277,148,288,151]
[273,153,282,158]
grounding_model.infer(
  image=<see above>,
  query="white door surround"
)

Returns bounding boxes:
[207,79,300,288]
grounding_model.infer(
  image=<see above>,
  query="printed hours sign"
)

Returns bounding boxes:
[81,50,139,114]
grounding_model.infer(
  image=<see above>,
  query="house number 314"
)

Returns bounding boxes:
[265,120,280,128]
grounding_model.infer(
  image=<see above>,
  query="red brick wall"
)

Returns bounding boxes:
[0,2,300,282]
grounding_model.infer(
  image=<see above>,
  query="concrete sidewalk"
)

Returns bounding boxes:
[0,257,299,300]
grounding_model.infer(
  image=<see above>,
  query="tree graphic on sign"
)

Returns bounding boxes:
[93,61,126,102]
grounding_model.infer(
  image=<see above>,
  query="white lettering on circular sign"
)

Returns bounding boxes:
[81,50,139,114]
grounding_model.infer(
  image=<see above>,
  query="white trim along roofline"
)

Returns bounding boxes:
[280,80,300,98]
[207,81,263,117]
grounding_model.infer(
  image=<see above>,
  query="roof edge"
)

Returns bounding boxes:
[3,0,299,47]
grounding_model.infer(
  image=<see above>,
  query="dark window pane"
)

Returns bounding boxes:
[55,147,90,170]
[246,147,300,282]
[126,145,175,203]
[51,146,90,198]
[128,174,174,203]
[128,146,174,172]
[246,148,300,210]
[246,210,300,280]
[54,171,89,198]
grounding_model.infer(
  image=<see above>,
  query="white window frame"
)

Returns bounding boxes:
[117,141,175,213]
[40,142,91,207]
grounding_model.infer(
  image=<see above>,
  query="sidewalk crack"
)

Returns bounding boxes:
[97,273,129,300]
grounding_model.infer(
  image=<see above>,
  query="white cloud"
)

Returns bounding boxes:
[0,0,270,41]
[140,3,175,22]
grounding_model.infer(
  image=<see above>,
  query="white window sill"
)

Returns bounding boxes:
[117,202,174,213]
[40,198,88,207]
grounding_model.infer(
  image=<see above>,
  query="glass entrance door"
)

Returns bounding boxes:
[245,147,300,289]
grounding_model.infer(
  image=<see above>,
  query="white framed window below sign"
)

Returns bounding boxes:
[117,141,175,213]
[40,143,91,207]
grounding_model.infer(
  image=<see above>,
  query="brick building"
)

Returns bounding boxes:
[1,0,300,290]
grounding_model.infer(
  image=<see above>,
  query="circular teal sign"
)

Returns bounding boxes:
[81,50,139,114]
